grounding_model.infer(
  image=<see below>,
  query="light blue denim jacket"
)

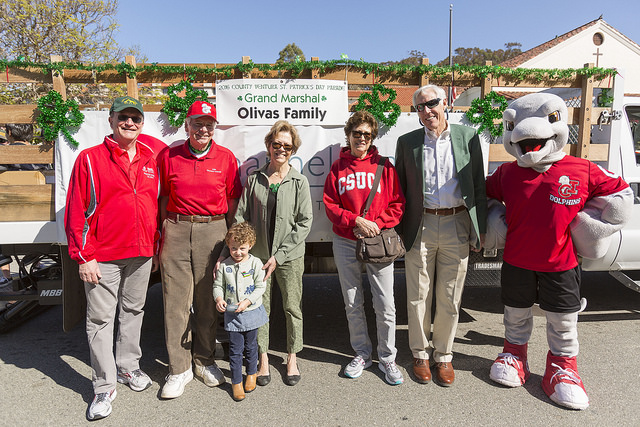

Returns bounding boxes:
[213,254,266,310]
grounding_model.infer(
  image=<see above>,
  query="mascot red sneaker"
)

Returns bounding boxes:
[484,93,633,410]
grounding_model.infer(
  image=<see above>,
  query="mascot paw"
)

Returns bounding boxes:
[570,189,633,259]
[484,199,507,251]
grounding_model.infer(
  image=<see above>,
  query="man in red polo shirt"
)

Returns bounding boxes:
[158,101,242,399]
[65,96,164,420]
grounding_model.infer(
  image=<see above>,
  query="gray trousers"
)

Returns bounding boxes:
[85,256,152,393]
[332,234,398,363]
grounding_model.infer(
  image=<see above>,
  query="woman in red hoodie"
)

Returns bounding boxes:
[323,111,406,385]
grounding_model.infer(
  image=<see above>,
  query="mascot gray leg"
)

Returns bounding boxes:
[545,311,579,357]
[489,306,532,387]
[542,311,589,410]
[504,305,533,345]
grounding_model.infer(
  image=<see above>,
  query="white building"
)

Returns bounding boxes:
[454,17,640,106]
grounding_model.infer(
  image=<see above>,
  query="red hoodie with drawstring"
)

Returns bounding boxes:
[323,146,405,240]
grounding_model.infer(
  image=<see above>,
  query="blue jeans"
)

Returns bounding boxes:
[228,328,259,385]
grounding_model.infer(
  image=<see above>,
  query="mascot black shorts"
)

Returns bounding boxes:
[500,261,581,313]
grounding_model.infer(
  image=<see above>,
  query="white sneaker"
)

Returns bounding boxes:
[161,369,193,399]
[343,355,372,379]
[117,368,152,392]
[194,363,226,387]
[86,389,116,421]
[379,360,404,385]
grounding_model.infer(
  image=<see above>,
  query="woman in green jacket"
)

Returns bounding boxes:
[234,120,313,386]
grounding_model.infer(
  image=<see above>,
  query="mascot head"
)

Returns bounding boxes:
[502,93,568,172]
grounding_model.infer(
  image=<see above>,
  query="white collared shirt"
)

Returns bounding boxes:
[422,124,465,209]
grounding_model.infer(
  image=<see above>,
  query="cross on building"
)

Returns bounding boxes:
[593,48,603,67]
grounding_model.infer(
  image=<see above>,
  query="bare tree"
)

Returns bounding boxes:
[0,0,144,63]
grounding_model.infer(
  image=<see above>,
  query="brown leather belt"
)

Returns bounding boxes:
[167,212,225,223]
[424,205,467,216]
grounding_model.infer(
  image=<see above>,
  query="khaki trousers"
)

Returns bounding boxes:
[160,218,226,374]
[405,211,470,362]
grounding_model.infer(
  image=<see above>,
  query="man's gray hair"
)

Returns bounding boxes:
[412,85,447,107]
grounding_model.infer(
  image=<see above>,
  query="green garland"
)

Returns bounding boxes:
[353,84,401,127]
[465,91,508,137]
[161,80,209,127]
[36,90,84,147]
[0,58,617,82]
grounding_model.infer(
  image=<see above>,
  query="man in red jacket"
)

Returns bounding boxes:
[65,96,164,421]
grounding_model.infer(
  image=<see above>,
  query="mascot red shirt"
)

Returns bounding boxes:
[487,157,628,272]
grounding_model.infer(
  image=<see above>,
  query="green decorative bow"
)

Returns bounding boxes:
[161,79,209,127]
[36,90,84,147]
[353,84,401,128]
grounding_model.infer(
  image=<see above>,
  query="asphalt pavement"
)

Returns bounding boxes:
[1,270,639,426]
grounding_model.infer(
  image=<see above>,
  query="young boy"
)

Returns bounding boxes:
[213,222,268,401]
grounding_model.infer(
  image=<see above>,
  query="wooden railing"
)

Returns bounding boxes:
[0,145,55,221]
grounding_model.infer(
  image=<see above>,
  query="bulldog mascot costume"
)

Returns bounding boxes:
[484,93,633,410]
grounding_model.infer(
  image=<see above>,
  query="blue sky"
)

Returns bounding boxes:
[115,0,639,65]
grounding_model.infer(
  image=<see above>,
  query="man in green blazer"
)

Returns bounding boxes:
[395,85,487,387]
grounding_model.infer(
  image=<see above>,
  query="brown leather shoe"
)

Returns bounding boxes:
[433,362,455,387]
[244,374,257,393]
[232,383,245,401]
[413,358,431,383]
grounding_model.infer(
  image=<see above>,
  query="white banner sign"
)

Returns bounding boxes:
[216,79,348,126]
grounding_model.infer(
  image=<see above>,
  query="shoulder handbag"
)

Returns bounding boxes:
[355,157,406,264]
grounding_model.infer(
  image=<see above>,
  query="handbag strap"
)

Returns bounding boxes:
[362,156,387,216]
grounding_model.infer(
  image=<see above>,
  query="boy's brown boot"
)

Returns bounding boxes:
[245,374,257,393]
[232,383,245,401]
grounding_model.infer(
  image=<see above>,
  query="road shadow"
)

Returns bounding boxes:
[0,301,93,401]
[0,282,171,405]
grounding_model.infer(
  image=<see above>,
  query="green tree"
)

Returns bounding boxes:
[381,50,428,66]
[0,0,143,63]
[276,43,305,64]
[436,42,522,66]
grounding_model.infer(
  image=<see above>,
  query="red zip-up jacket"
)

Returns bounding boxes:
[323,146,405,240]
[64,135,161,264]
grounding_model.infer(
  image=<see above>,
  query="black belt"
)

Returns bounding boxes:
[167,212,225,223]
[424,206,467,216]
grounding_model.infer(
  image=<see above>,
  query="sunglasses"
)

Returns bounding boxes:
[117,114,143,124]
[351,130,372,141]
[271,141,294,152]
[415,98,441,112]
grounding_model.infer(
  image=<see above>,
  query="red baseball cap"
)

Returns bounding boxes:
[187,101,217,122]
